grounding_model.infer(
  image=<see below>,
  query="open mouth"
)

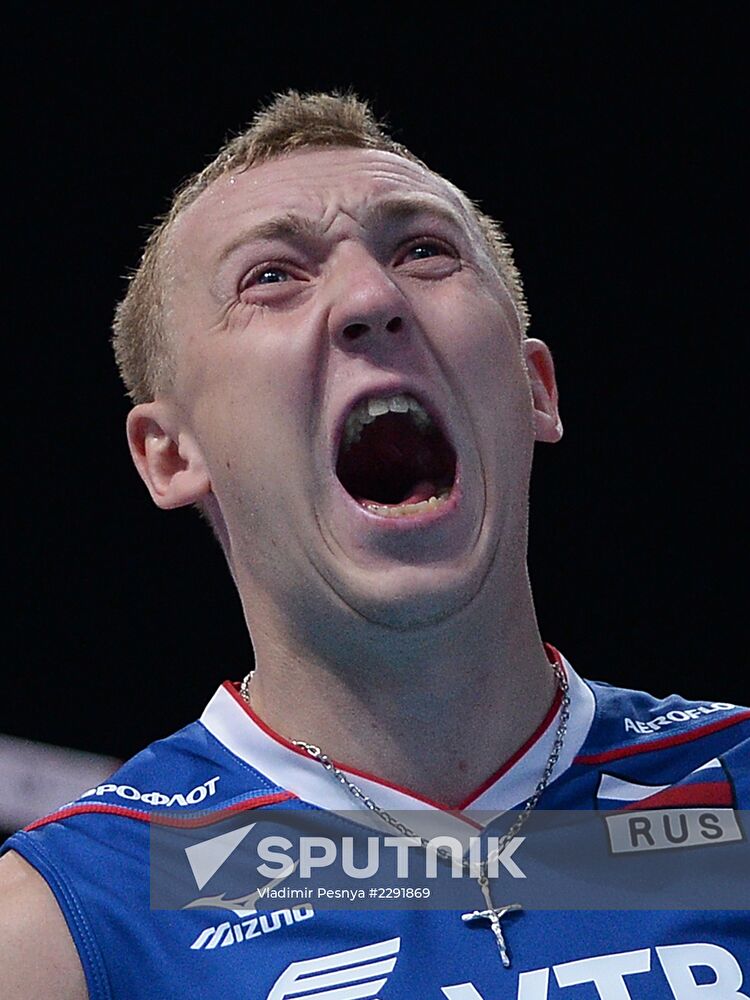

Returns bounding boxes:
[335,393,457,517]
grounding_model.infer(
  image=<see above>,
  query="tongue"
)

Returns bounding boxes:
[400,480,439,505]
[355,480,438,507]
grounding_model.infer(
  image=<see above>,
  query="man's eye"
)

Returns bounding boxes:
[240,261,307,296]
[401,240,450,262]
[253,267,290,285]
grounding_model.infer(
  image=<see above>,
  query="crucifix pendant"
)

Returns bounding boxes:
[461,875,522,968]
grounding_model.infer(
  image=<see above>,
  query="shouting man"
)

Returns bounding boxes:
[1,92,748,999]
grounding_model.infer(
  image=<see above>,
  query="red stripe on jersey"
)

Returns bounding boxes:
[24,790,296,832]
[575,710,750,765]
[457,680,564,809]
[623,781,733,810]
[223,680,466,812]
[227,644,567,817]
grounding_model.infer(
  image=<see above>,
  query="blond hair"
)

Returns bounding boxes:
[112,91,529,403]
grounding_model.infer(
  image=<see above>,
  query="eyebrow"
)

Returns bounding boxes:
[364,193,469,233]
[216,212,325,265]
[214,194,470,267]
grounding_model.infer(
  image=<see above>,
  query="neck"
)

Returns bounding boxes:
[238,574,557,808]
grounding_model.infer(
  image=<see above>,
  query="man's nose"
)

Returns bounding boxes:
[327,249,408,347]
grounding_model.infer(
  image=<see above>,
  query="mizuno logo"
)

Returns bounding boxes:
[190,905,315,950]
[266,936,401,1000]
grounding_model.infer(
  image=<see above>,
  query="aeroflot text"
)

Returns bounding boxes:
[80,776,220,807]
[623,703,735,735]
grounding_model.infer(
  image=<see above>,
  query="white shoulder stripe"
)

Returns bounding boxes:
[694,757,722,772]
[597,773,670,801]
[597,757,723,801]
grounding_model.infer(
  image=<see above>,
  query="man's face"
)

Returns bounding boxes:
[156,147,557,629]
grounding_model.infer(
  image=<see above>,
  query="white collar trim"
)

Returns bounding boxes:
[200,653,595,847]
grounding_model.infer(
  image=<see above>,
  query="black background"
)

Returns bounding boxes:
[5,4,746,761]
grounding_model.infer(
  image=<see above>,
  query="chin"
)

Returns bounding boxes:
[331,558,491,631]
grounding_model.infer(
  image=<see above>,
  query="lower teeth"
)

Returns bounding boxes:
[364,490,450,518]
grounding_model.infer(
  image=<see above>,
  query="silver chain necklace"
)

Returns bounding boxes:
[239,660,570,969]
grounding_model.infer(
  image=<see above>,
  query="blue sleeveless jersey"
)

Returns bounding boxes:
[3,657,749,999]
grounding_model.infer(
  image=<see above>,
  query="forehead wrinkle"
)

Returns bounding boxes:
[170,152,497,305]
[189,152,475,263]
[212,190,475,278]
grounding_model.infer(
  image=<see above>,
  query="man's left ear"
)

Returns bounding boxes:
[523,338,563,443]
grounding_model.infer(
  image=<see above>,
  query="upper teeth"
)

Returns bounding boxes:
[342,394,432,448]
